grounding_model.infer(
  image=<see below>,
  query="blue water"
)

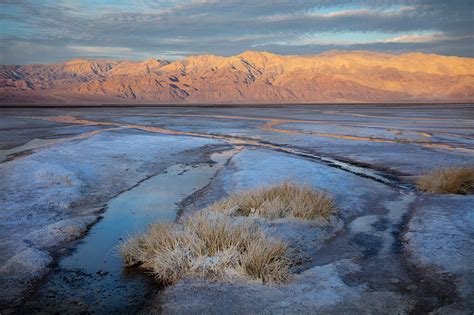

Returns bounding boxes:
[20,151,231,313]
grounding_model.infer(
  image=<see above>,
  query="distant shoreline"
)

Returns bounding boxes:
[1,102,473,108]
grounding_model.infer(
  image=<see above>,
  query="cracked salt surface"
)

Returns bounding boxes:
[1,105,472,313]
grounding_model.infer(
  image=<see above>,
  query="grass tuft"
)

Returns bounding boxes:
[416,166,474,194]
[205,181,336,221]
[120,235,144,267]
[120,182,337,286]
[239,235,290,283]
[120,213,289,285]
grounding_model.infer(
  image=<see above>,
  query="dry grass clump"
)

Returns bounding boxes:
[120,213,290,285]
[205,181,336,221]
[416,166,474,194]
[239,235,289,283]
[121,182,337,286]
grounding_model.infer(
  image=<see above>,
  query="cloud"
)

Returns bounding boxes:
[0,0,473,64]
[381,33,474,44]
[66,45,134,56]
[383,33,447,43]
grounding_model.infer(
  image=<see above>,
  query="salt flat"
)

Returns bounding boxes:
[0,104,472,313]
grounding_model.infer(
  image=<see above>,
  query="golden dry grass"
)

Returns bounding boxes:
[205,181,336,221]
[121,182,336,286]
[416,166,474,194]
[239,235,289,283]
[120,213,290,285]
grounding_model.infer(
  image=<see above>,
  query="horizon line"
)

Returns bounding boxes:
[2,49,473,66]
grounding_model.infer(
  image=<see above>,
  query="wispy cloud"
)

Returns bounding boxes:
[382,33,474,44]
[0,0,473,64]
[66,45,134,56]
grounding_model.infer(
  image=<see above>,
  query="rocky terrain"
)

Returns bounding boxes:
[1,51,473,104]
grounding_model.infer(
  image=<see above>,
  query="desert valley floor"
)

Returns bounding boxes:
[0,104,473,314]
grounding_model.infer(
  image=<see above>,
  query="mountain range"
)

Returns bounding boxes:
[1,50,473,104]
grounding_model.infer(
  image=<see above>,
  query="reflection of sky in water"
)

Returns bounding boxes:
[61,160,222,273]
[18,150,232,313]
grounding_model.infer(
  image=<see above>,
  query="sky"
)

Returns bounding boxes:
[0,0,473,64]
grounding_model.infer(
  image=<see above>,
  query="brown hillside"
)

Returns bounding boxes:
[1,50,473,104]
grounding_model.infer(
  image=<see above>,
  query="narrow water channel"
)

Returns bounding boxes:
[20,150,232,313]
